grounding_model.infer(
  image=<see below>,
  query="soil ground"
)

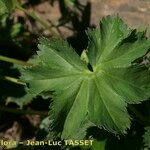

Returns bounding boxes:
[33,0,150,36]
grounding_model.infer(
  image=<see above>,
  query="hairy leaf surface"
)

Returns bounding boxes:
[21,16,150,139]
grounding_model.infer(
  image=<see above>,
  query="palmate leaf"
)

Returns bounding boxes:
[21,16,150,139]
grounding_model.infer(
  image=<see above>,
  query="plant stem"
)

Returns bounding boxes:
[0,75,26,85]
[4,76,26,85]
[0,106,48,116]
[16,6,60,37]
[0,55,32,66]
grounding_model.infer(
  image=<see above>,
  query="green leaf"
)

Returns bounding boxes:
[11,23,22,38]
[92,140,106,150]
[87,16,150,68]
[0,0,19,15]
[144,127,150,148]
[64,0,77,7]
[0,0,7,15]
[81,50,89,64]
[21,16,150,139]
[6,93,33,108]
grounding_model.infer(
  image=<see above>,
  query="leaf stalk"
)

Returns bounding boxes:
[0,55,32,66]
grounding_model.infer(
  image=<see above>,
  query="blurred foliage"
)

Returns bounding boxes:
[0,0,150,150]
[0,0,20,16]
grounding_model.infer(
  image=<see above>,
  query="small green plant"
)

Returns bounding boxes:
[144,127,150,148]
[20,16,150,148]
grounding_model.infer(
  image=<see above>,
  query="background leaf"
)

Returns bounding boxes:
[144,127,150,148]
[0,0,19,15]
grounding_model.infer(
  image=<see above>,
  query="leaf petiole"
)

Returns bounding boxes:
[0,55,32,66]
[0,106,48,116]
[4,76,26,85]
